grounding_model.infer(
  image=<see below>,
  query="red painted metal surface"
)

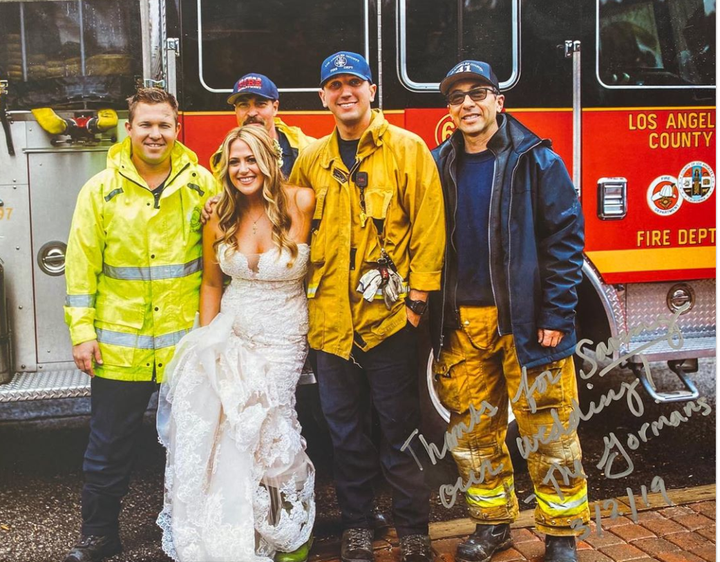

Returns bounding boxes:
[181,106,715,285]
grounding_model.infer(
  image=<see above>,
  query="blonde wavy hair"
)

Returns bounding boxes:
[213,126,298,265]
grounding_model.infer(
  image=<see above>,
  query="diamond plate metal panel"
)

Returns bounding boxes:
[626,280,715,340]
[625,280,715,361]
[0,370,90,403]
[628,335,716,362]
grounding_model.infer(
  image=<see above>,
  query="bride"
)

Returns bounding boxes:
[156,125,316,562]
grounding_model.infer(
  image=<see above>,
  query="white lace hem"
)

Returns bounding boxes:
[157,313,315,562]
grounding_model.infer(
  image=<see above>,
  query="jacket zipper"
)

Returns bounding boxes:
[487,157,499,325]
[502,140,544,336]
[448,150,460,331]
[438,150,460,348]
[118,162,191,381]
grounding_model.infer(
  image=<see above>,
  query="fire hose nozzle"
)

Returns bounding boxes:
[31,108,73,135]
[87,109,118,134]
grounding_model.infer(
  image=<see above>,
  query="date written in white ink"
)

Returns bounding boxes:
[570,476,673,539]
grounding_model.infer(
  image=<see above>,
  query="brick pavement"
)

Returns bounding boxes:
[309,485,715,562]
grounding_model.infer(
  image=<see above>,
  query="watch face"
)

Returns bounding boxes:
[407,298,427,314]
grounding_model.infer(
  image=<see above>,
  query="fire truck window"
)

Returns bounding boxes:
[598,0,716,87]
[0,0,142,109]
[198,0,367,92]
[399,0,517,91]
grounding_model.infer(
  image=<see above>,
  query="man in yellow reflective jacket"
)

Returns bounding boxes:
[63,88,218,562]
[289,52,445,562]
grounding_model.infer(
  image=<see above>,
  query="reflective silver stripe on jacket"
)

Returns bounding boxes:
[96,328,189,349]
[64,294,96,307]
[103,257,202,281]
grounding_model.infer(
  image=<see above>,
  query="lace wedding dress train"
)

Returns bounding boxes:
[157,244,315,562]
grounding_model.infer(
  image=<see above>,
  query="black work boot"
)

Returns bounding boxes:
[64,534,122,562]
[371,506,391,534]
[544,535,577,562]
[400,534,435,562]
[341,528,374,562]
[456,523,513,562]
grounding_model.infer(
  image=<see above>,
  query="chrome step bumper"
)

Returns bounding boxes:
[629,335,716,363]
[0,370,90,403]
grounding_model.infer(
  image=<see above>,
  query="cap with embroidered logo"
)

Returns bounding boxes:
[440,60,499,95]
[320,51,373,86]
[227,73,279,105]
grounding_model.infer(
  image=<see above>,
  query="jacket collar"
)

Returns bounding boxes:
[274,117,295,143]
[320,109,389,169]
[441,112,547,159]
[108,137,198,188]
[488,113,547,155]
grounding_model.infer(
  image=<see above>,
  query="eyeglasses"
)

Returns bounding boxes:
[446,87,498,106]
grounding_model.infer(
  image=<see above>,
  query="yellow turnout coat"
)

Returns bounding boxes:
[290,110,445,359]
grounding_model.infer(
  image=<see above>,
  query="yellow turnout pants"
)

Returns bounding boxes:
[433,306,590,535]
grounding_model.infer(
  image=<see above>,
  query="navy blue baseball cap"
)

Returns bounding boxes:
[227,73,279,105]
[440,60,499,95]
[320,51,373,86]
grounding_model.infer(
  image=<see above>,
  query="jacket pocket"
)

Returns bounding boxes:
[94,300,145,367]
[362,187,394,265]
[310,187,328,265]
[95,299,145,330]
[432,349,470,414]
[364,186,393,219]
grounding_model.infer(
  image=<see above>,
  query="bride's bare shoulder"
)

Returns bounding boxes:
[284,184,315,215]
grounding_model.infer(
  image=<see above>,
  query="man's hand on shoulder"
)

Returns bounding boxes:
[73,340,103,377]
[201,195,221,224]
[538,328,564,348]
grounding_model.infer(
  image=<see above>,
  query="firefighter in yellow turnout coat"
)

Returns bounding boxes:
[289,52,444,562]
[291,108,446,357]
[63,89,218,562]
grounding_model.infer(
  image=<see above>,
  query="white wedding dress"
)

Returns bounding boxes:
[156,243,315,562]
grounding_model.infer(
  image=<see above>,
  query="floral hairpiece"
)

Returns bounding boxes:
[272,139,284,170]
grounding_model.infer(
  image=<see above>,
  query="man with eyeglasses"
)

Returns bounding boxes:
[429,61,588,562]
[211,73,314,176]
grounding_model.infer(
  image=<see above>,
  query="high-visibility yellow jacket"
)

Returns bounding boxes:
[289,110,445,359]
[210,117,315,175]
[64,137,219,382]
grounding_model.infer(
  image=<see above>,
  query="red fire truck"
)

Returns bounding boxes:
[0,0,715,421]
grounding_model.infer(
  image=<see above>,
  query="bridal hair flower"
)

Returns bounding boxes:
[272,139,284,170]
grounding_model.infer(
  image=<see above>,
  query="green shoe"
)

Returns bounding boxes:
[275,535,314,562]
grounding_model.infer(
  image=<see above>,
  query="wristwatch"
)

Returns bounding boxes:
[405,296,428,316]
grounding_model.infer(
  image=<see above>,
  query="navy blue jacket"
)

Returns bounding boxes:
[430,113,585,369]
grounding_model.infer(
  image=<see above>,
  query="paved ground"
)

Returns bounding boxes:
[0,360,713,561]
[308,485,716,562]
